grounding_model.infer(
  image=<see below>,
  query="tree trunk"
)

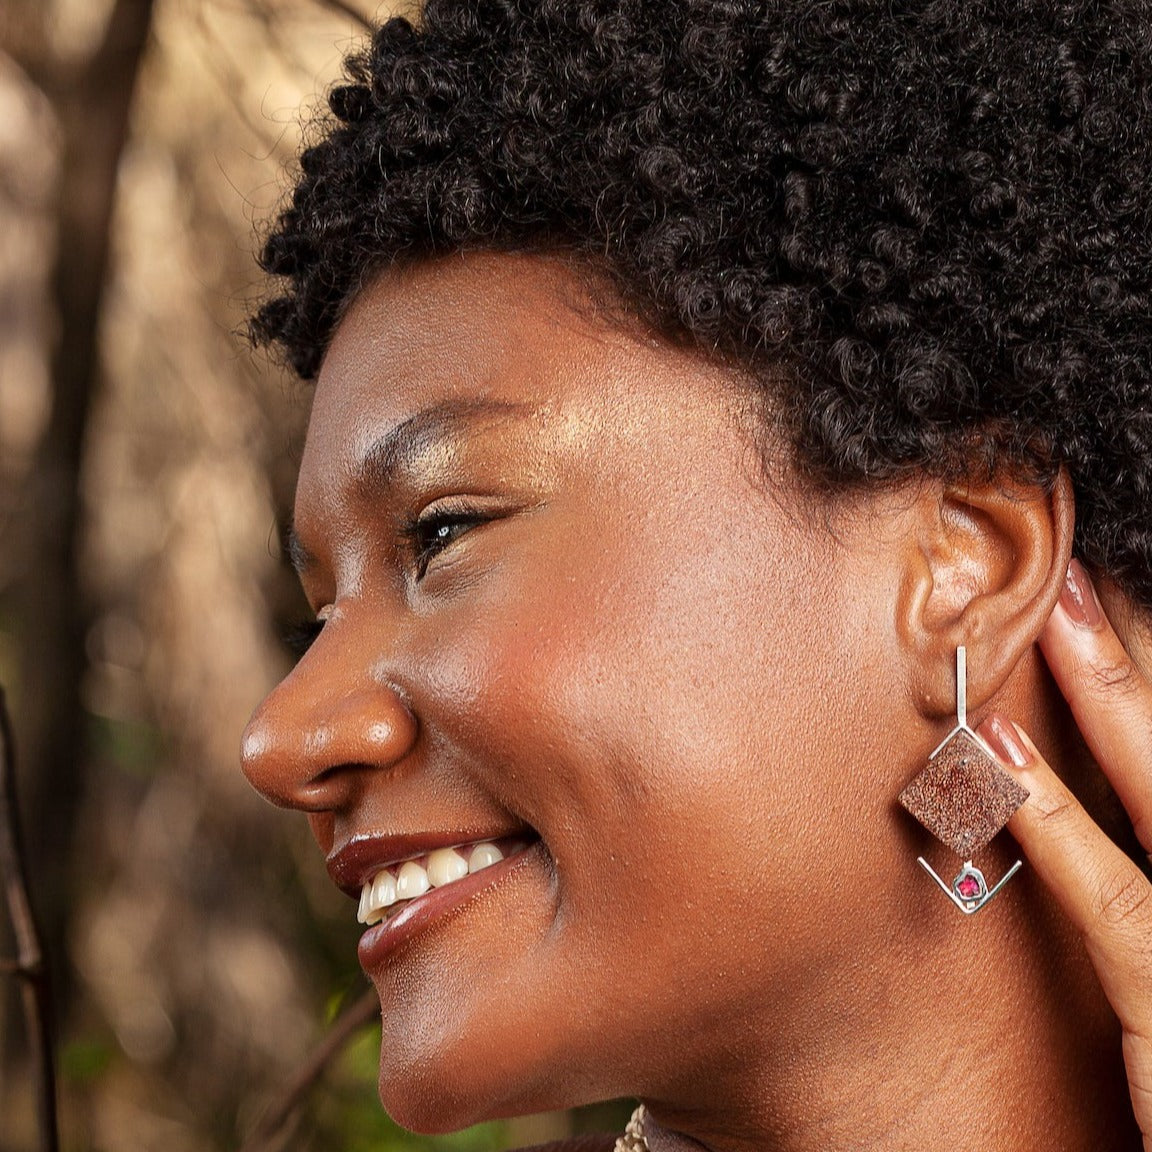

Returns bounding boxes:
[14,0,156,1038]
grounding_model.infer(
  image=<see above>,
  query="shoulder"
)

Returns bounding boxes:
[513,1137,617,1152]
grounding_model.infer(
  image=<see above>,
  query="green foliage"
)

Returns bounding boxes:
[60,1036,115,1084]
[86,713,166,778]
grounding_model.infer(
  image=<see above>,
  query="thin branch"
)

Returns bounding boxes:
[239,985,380,1152]
[0,686,60,1152]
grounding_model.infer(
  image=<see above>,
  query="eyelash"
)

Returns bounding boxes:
[282,618,324,657]
[284,502,493,658]
[403,501,493,579]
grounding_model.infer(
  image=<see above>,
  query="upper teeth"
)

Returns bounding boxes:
[357,841,510,925]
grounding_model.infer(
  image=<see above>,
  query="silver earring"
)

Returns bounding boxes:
[898,648,1028,914]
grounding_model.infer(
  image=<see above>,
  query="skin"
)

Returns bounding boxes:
[242,252,1146,1151]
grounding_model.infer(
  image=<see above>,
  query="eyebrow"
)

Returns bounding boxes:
[286,398,535,578]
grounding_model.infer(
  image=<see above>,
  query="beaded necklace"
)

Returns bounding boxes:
[613,1105,649,1152]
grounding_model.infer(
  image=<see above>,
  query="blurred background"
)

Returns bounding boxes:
[0,1,630,1148]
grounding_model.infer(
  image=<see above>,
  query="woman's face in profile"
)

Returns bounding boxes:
[241,252,906,1129]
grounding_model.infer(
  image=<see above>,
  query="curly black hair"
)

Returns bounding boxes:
[252,0,1152,612]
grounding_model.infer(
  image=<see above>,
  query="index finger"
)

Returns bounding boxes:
[1039,560,1152,852]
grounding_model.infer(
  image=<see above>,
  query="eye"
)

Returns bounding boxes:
[282,617,324,658]
[405,500,493,578]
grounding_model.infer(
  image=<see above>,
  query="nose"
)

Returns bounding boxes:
[240,634,419,812]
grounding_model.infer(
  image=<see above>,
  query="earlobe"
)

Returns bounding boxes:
[897,468,1075,718]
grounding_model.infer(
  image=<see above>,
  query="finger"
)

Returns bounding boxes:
[1039,559,1152,852]
[979,715,1152,1031]
[981,714,1152,1144]
[1123,1032,1152,1152]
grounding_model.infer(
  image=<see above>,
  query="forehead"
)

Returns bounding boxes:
[302,254,637,473]
[290,252,812,591]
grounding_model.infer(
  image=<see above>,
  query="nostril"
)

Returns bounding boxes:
[297,762,358,805]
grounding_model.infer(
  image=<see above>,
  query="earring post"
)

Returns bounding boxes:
[956,646,967,729]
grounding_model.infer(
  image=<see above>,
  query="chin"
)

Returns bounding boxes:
[370,970,543,1133]
[372,970,616,1134]
[376,1032,553,1134]
[377,1068,483,1135]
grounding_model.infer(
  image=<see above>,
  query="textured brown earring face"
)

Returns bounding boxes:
[898,728,1029,857]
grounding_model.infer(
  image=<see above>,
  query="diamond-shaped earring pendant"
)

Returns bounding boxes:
[898,648,1029,914]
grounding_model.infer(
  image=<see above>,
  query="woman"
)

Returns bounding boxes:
[241,2,1152,1148]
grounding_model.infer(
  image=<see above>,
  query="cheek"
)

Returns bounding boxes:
[416,510,854,903]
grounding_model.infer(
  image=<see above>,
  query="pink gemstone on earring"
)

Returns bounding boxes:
[956,875,982,900]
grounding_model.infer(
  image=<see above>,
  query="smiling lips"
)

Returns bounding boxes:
[357,837,528,926]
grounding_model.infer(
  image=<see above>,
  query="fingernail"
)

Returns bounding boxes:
[980,714,1033,768]
[1059,559,1103,630]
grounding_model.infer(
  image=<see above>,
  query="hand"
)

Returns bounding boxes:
[978,560,1152,1149]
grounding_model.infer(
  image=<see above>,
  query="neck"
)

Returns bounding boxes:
[642,926,1136,1152]
[638,586,1147,1152]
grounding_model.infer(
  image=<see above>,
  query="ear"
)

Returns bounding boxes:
[896,468,1075,719]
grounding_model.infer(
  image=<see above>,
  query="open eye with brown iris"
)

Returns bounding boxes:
[405,500,495,579]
